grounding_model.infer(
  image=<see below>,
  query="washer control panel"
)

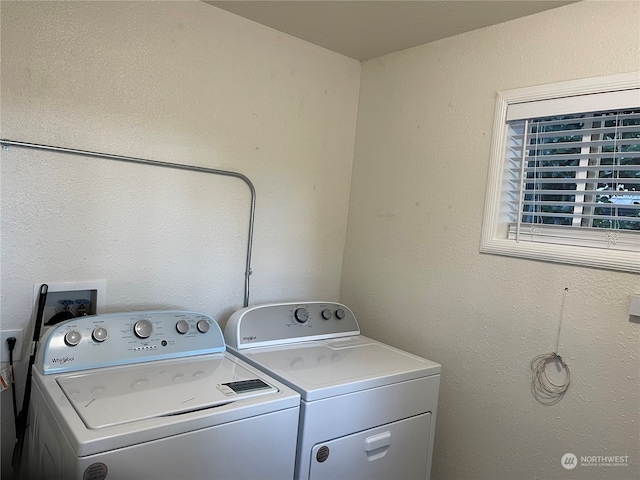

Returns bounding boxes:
[38,310,225,374]
[224,302,360,349]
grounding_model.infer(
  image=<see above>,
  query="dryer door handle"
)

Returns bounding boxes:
[364,431,391,456]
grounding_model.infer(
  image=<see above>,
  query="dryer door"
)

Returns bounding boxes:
[308,413,431,480]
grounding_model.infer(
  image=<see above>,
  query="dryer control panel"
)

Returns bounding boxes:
[38,310,225,374]
[224,302,360,349]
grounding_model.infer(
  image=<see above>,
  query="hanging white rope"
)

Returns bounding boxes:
[531,288,571,405]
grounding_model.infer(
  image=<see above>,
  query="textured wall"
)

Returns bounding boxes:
[341,2,640,480]
[0,1,359,475]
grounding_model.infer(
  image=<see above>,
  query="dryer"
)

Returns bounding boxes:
[224,302,441,480]
[28,310,300,480]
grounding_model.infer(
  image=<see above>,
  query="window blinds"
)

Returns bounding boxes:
[503,101,640,250]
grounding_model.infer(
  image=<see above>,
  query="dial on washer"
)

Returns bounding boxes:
[64,330,82,347]
[134,319,153,339]
[176,320,189,334]
[92,327,108,342]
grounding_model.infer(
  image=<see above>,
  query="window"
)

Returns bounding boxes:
[480,72,640,273]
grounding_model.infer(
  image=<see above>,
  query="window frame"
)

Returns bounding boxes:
[480,72,640,273]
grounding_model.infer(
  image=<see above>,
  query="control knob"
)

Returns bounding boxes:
[176,320,189,334]
[134,319,153,339]
[294,307,309,324]
[321,309,332,320]
[335,309,346,320]
[92,327,108,342]
[64,330,82,347]
[197,319,210,333]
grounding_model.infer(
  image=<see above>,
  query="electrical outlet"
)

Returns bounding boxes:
[1,328,25,363]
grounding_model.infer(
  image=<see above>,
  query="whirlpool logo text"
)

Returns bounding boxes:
[51,356,75,364]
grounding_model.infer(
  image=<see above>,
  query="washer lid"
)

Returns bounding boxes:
[56,354,278,429]
[237,336,441,402]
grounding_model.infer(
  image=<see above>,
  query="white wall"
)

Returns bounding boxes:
[2,1,639,479]
[341,1,639,480]
[0,1,360,475]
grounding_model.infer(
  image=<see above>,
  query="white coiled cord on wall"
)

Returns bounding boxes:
[531,288,571,404]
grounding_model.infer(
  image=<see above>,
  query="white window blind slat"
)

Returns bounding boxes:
[514,201,640,210]
[513,165,640,174]
[510,124,640,142]
[504,188,639,196]
[517,156,640,164]
[509,137,640,150]
[505,173,640,181]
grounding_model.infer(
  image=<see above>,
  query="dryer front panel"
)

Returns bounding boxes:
[308,413,431,480]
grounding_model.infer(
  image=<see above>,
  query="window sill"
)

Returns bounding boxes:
[480,236,640,273]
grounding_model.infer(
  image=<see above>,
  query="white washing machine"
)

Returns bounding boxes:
[27,310,300,480]
[224,302,441,480]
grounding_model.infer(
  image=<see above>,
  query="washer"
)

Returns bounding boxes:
[28,310,300,480]
[224,302,441,480]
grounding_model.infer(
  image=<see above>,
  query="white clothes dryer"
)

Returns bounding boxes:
[224,302,441,480]
[28,310,300,480]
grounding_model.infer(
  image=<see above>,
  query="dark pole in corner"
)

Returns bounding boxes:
[12,283,48,478]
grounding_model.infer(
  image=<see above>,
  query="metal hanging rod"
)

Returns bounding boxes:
[0,139,255,308]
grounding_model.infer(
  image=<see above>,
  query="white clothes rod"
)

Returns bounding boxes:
[0,138,256,308]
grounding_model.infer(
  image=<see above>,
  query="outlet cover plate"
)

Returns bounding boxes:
[1,328,25,363]
[630,295,640,317]
[33,280,107,327]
